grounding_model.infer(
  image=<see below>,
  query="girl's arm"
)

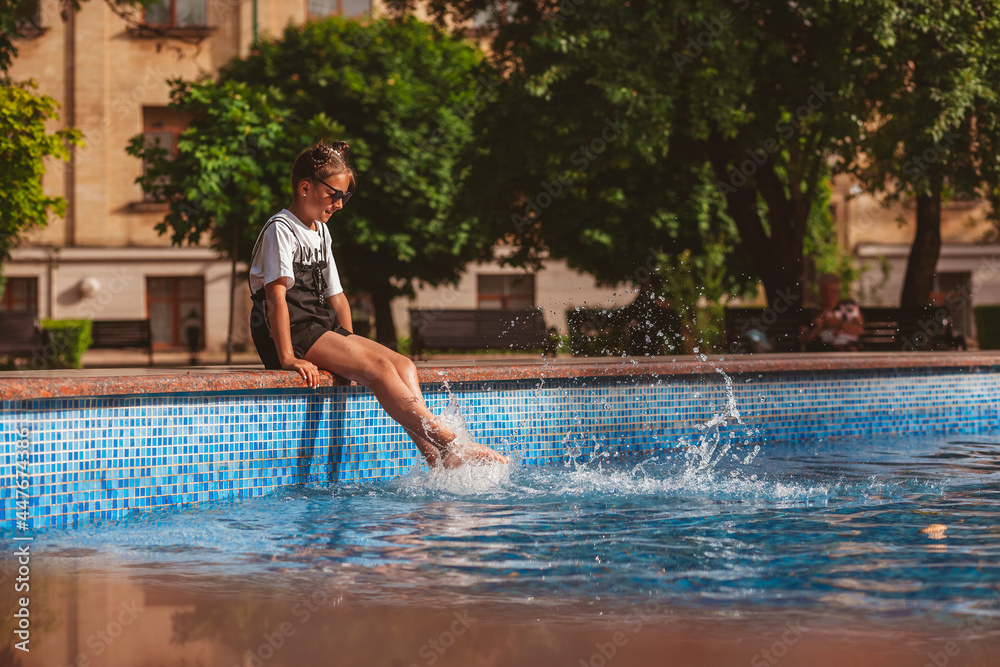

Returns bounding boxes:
[326,292,354,333]
[265,280,321,387]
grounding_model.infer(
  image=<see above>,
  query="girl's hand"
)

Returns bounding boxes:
[283,358,321,389]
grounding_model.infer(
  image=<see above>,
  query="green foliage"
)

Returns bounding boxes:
[389,0,894,310]
[651,246,729,353]
[130,16,491,340]
[0,78,80,262]
[974,305,1000,350]
[128,77,309,263]
[803,176,861,299]
[40,319,93,369]
[844,0,999,201]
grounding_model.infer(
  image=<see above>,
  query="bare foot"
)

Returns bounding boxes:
[440,442,510,468]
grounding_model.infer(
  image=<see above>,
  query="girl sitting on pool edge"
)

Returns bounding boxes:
[248,140,509,469]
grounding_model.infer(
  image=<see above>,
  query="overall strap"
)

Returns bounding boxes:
[249,214,300,297]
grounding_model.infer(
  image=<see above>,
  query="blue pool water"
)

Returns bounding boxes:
[20,429,1000,630]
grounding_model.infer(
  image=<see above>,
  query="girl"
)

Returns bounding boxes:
[249,141,508,468]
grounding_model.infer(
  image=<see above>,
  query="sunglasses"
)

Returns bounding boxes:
[316,177,352,205]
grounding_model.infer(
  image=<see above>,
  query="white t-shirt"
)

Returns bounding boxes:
[249,209,344,298]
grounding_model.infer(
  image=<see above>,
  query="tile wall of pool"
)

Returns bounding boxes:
[2,363,999,530]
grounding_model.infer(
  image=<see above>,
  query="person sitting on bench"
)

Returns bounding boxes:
[800,273,864,352]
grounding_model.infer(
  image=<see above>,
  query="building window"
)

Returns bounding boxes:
[477,274,535,310]
[147,276,204,349]
[145,0,208,27]
[142,107,189,201]
[14,0,42,32]
[0,278,39,313]
[307,0,371,19]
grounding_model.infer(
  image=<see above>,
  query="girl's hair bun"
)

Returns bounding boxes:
[294,140,357,192]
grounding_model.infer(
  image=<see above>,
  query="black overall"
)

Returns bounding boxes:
[249,214,350,369]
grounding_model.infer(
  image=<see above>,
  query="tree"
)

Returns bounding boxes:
[388,0,892,310]
[0,78,80,262]
[1,1,143,276]
[130,16,492,346]
[843,1,1000,308]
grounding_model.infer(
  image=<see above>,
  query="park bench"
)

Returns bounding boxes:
[860,306,966,351]
[90,319,154,364]
[725,306,965,353]
[409,309,556,358]
[0,312,52,364]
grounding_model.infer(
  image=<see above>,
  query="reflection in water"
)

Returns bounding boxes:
[3,433,1000,665]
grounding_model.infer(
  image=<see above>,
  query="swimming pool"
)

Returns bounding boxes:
[2,354,999,665]
[6,426,1000,664]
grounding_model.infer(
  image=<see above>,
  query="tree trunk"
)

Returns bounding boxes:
[711,160,805,310]
[900,183,942,309]
[371,283,398,350]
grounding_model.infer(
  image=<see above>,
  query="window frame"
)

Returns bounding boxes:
[143,0,209,28]
[476,273,536,310]
[145,275,205,350]
[305,0,372,20]
[0,277,40,314]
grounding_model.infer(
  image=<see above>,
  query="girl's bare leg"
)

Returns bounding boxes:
[304,332,508,467]
[348,335,510,467]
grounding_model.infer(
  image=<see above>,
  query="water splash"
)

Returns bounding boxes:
[683,366,760,474]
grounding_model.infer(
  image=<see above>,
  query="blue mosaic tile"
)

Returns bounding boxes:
[1,366,999,530]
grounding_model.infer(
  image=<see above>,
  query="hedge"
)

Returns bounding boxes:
[40,319,93,369]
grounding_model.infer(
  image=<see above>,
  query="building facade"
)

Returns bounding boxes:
[3,2,998,352]
[4,0,377,353]
[829,174,1000,344]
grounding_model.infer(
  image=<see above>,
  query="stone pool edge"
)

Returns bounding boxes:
[3,351,1000,401]
[3,351,1000,531]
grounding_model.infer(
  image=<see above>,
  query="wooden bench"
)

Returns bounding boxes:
[725,306,965,353]
[409,309,555,358]
[90,319,154,364]
[860,306,966,351]
[0,312,52,363]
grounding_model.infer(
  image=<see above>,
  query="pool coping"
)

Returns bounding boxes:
[2,351,999,401]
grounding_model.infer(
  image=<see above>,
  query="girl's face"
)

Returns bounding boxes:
[298,172,352,223]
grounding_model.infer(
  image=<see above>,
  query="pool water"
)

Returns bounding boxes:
[4,429,1000,665]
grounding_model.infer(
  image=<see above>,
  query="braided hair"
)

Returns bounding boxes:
[291,140,356,194]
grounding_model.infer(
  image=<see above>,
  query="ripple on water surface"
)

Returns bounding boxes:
[17,430,1000,631]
